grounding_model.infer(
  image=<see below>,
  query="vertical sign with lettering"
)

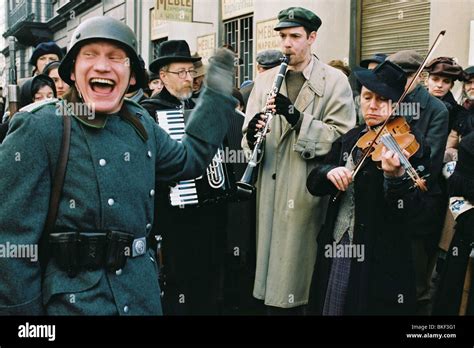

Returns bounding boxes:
[197,34,216,64]
[256,18,280,54]
[151,8,168,41]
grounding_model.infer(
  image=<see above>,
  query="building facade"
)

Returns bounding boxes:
[1,0,473,91]
[142,0,473,90]
[1,0,135,81]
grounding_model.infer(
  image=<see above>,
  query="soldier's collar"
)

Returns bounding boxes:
[58,99,148,141]
[73,113,109,128]
[56,98,108,128]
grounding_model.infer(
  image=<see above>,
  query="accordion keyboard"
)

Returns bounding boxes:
[157,110,185,141]
[156,109,198,207]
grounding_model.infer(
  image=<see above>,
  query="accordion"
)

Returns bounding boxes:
[156,108,236,207]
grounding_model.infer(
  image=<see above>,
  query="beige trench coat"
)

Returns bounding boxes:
[242,55,356,308]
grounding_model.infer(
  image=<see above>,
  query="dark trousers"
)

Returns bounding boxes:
[158,202,227,315]
[265,304,308,316]
[411,194,447,315]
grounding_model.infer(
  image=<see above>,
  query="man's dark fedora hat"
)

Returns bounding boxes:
[354,60,407,101]
[149,40,201,73]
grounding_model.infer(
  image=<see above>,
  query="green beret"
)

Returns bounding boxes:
[274,7,322,32]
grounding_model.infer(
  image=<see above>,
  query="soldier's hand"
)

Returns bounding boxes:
[327,166,353,191]
[205,48,235,95]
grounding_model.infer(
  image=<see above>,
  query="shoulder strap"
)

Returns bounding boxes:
[39,114,71,272]
[45,115,72,233]
[120,103,148,142]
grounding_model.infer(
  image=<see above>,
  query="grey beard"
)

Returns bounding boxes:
[177,91,193,101]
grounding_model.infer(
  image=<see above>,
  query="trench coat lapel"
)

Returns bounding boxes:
[278,78,290,141]
[280,56,323,141]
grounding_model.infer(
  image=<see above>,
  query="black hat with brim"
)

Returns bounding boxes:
[149,40,201,73]
[354,60,407,101]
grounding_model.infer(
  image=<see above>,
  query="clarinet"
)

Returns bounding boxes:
[236,55,289,198]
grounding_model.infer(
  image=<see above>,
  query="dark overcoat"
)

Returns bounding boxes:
[307,125,431,315]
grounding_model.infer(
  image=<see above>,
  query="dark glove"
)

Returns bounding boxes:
[275,93,301,126]
[246,113,263,150]
[205,48,235,95]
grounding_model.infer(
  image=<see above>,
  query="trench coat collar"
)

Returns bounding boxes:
[293,55,324,111]
[279,54,324,137]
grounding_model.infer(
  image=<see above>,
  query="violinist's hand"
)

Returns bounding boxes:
[381,146,409,177]
[327,167,353,191]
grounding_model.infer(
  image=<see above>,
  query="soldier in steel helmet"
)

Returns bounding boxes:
[0,16,236,315]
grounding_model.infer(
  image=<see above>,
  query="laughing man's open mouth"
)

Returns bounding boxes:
[89,78,116,94]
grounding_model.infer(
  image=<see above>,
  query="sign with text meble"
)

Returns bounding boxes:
[197,34,216,64]
[155,0,193,23]
[256,18,280,54]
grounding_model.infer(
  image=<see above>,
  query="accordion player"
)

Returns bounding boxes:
[156,107,238,207]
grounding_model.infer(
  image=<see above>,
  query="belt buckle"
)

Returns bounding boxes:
[132,237,146,257]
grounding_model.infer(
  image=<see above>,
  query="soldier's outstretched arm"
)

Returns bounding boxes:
[154,48,237,182]
[0,111,52,315]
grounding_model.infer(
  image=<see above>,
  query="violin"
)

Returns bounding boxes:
[355,116,428,191]
[331,30,446,201]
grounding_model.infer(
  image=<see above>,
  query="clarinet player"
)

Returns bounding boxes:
[242,6,356,315]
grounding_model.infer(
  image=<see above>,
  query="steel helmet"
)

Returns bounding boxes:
[58,16,145,92]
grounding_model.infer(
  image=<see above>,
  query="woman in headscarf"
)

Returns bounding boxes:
[19,74,57,109]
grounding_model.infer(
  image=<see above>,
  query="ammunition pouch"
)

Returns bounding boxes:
[49,231,135,277]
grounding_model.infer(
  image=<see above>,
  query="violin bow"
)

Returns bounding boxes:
[333,30,446,201]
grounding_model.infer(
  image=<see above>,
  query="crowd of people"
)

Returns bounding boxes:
[0,6,473,317]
